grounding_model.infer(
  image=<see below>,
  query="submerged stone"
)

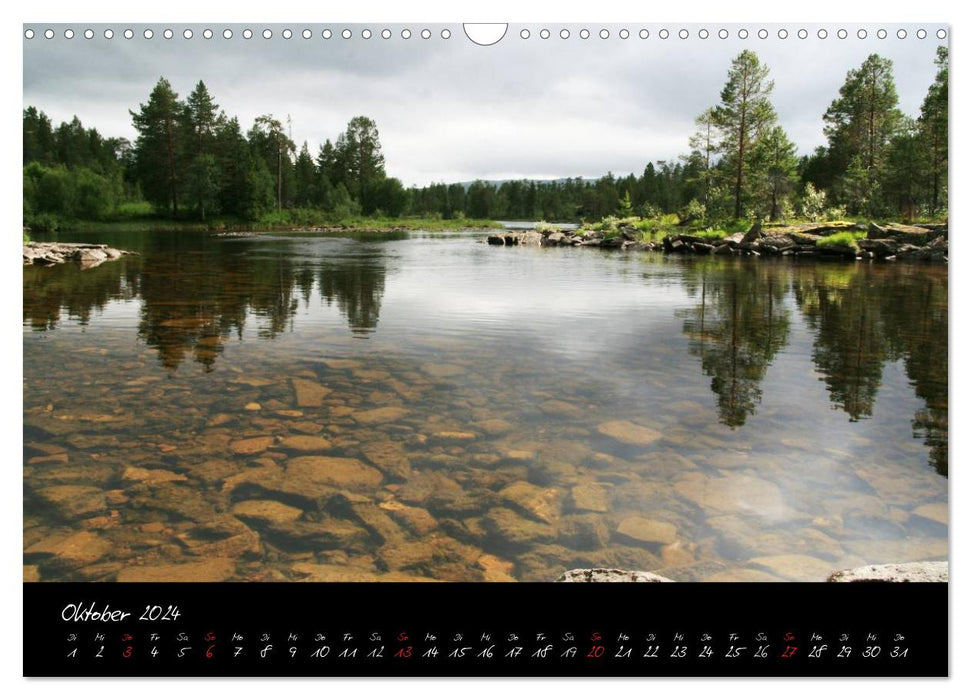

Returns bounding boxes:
[473,418,514,436]
[557,514,610,550]
[34,485,107,520]
[25,530,111,570]
[360,441,412,481]
[379,501,438,536]
[499,481,561,524]
[286,455,384,490]
[116,558,237,582]
[674,472,797,522]
[911,502,948,525]
[747,554,837,581]
[121,467,187,485]
[290,562,436,583]
[232,499,304,525]
[596,420,662,446]
[569,481,610,513]
[616,516,678,545]
[481,507,556,546]
[353,406,409,425]
[175,516,260,558]
[277,435,333,453]
[230,436,276,456]
[291,378,331,407]
[477,554,518,582]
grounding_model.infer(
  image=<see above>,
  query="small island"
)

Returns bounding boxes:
[23,241,135,269]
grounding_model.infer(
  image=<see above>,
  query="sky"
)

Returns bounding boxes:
[23,22,948,188]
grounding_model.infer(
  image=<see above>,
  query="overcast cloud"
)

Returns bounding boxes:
[23,23,947,187]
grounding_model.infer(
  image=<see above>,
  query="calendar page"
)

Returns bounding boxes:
[21,18,949,678]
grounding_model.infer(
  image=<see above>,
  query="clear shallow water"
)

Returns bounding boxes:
[23,230,948,582]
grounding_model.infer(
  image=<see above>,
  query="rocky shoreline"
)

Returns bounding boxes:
[557,561,948,583]
[488,221,948,263]
[23,242,136,269]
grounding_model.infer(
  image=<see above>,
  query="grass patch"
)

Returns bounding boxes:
[816,231,864,248]
[534,221,560,233]
[694,228,729,240]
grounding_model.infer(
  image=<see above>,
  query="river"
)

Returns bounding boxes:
[23,229,948,582]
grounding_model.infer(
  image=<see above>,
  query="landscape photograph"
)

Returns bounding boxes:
[23,24,948,586]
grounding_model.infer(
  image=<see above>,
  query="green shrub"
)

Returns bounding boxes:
[816,231,862,248]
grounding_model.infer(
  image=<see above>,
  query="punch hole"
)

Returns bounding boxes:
[937,29,947,39]
[64,29,74,39]
[163,29,173,39]
[124,29,134,39]
[105,29,114,39]
[917,29,927,39]
[263,29,272,39]
[757,29,768,39]
[84,29,94,39]
[897,29,907,39]
[382,29,392,39]
[282,29,293,39]
[323,29,332,39]
[242,29,253,40]
[718,29,728,39]
[698,29,709,39]
[421,29,432,39]
[144,29,154,40]
[599,29,609,39]
[857,29,867,39]
[24,28,34,39]
[401,29,411,39]
[463,23,507,46]
[619,29,629,39]
[778,29,788,39]
[679,29,690,40]
[223,29,233,39]
[877,29,887,39]
[797,29,808,39]
[579,29,589,39]
[183,29,193,39]
[520,29,530,39]
[362,29,372,39]
[738,29,748,39]
[203,29,213,39]
[441,29,451,39]
[818,29,828,39]
[44,28,54,39]
[659,29,669,39]
[304,29,313,39]
[837,29,847,39]
[560,29,570,39]
[540,29,550,40]
[341,29,351,39]
[639,29,649,39]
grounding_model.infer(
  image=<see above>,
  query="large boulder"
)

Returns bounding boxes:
[828,561,948,583]
[556,568,675,583]
[858,238,899,258]
[740,221,763,244]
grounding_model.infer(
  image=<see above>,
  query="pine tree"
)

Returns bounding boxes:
[687,107,719,208]
[335,116,386,213]
[130,78,185,216]
[917,46,948,215]
[712,51,777,220]
[823,54,903,214]
[754,126,798,221]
